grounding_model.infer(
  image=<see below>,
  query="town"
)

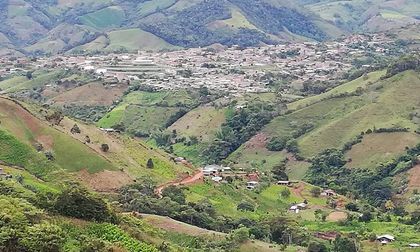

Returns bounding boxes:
[0,33,401,95]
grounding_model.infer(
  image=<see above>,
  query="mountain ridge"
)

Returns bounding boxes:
[0,0,418,56]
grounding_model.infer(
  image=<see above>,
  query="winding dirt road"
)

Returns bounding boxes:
[155,170,204,196]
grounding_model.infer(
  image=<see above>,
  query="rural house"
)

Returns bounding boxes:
[377,235,395,244]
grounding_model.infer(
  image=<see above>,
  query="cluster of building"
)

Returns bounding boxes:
[0,33,400,95]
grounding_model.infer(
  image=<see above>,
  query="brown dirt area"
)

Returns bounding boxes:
[77,169,133,192]
[408,164,420,190]
[0,98,40,132]
[36,135,54,149]
[51,82,128,106]
[326,211,348,222]
[244,133,269,149]
[291,182,305,198]
[156,170,203,195]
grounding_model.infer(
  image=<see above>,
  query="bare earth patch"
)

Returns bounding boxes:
[36,135,54,149]
[408,165,420,190]
[77,169,133,192]
[244,133,269,149]
[327,211,348,222]
[51,82,128,106]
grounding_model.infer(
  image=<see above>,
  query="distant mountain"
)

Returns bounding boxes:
[0,0,419,55]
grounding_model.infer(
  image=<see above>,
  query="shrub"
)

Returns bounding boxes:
[146,158,154,169]
[280,188,291,198]
[54,183,116,222]
[310,187,322,197]
[237,201,255,212]
[308,240,329,252]
[266,136,288,151]
[100,144,109,152]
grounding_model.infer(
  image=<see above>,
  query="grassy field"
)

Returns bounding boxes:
[299,70,420,157]
[58,116,192,187]
[0,97,115,174]
[221,9,258,29]
[168,106,227,142]
[0,70,67,93]
[287,70,385,111]
[345,132,420,169]
[79,6,125,30]
[304,220,420,251]
[106,29,178,51]
[0,96,193,191]
[137,0,176,18]
[228,142,288,172]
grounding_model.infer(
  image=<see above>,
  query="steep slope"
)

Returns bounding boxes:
[2,0,418,54]
[0,96,193,191]
[302,0,420,32]
[0,0,344,54]
[228,69,420,175]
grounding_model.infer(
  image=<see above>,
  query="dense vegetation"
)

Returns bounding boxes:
[229,0,327,41]
[203,102,276,163]
[306,144,420,207]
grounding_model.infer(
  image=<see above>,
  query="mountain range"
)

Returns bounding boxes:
[0,0,419,56]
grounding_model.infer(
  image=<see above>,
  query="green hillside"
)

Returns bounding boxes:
[0,0,362,54]
[80,6,125,30]
[98,90,200,136]
[229,69,420,174]
[1,0,418,54]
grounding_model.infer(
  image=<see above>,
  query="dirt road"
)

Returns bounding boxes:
[155,170,204,195]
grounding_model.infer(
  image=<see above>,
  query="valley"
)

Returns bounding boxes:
[0,4,420,252]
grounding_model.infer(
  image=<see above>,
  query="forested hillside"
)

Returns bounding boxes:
[0,0,418,55]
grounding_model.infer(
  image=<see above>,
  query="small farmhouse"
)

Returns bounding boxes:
[246,181,259,190]
[377,235,395,244]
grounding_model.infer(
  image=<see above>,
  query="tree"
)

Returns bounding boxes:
[308,240,329,252]
[230,227,250,244]
[237,201,255,212]
[280,188,291,198]
[332,236,357,252]
[70,124,81,134]
[100,144,109,152]
[285,139,299,153]
[266,136,288,151]
[359,211,373,222]
[26,71,33,80]
[310,187,322,197]
[146,158,154,169]
[162,185,186,204]
[345,202,359,212]
[54,183,116,222]
[314,209,328,222]
[272,162,288,181]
